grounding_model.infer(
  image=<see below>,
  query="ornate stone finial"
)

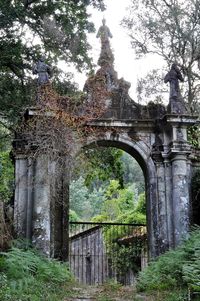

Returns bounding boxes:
[33,56,52,85]
[164,63,187,114]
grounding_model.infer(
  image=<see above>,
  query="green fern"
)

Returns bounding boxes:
[137,226,200,293]
[0,246,73,301]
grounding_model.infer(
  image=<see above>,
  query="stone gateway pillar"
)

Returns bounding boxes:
[13,135,69,259]
[162,115,195,247]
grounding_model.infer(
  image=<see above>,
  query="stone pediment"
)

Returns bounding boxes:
[84,69,167,121]
[84,19,168,121]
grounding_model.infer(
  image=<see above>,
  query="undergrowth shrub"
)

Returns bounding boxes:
[137,226,200,295]
[0,246,73,301]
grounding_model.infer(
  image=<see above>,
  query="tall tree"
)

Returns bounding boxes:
[73,147,125,188]
[0,0,105,123]
[123,0,200,112]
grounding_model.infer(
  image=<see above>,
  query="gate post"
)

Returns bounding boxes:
[13,109,70,260]
[14,152,70,259]
[162,115,198,247]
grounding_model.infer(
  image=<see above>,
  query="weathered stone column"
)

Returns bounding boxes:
[61,170,70,261]
[147,177,157,258]
[163,159,174,248]
[171,154,190,245]
[146,166,159,258]
[154,160,170,253]
[14,156,28,236]
[32,156,51,256]
[26,158,34,240]
[47,158,70,261]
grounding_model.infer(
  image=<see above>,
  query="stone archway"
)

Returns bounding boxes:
[13,112,198,260]
[13,20,199,261]
[80,136,157,258]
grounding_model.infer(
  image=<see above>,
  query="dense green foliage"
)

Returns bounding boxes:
[191,168,200,225]
[92,180,146,224]
[0,246,73,301]
[69,209,80,222]
[70,177,145,223]
[0,151,14,203]
[70,149,145,223]
[121,152,145,194]
[0,124,13,152]
[137,227,200,298]
[73,147,125,188]
[0,0,105,123]
[74,148,145,193]
[70,176,105,220]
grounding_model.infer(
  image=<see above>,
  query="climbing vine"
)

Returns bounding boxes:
[17,76,111,165]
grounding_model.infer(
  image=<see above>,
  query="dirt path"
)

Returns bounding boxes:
[65,284,150,301]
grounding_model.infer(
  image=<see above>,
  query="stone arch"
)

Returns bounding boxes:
[76,133,158,258]
[13,113,198,261]
[13,17,199,263]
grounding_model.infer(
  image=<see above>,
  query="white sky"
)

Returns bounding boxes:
[60,0,165,100]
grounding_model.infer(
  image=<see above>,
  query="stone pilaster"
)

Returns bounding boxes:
[14,156,28,237]
[171,154,190,245]
[154,160,169,253]
[163,159,174,248]
[26,158,34,240]
[50,159,69,260]
[32,156,51,256]
[146,169,159,258]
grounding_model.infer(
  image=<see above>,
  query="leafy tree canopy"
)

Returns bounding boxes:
[121,152,145,194]
[73,147,125,188]
[92,179,146,224]
[69,176,105,220]
[70,148,145,222]
[0,0,105,122]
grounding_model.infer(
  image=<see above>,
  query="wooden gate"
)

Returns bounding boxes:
[69,222,147,285]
